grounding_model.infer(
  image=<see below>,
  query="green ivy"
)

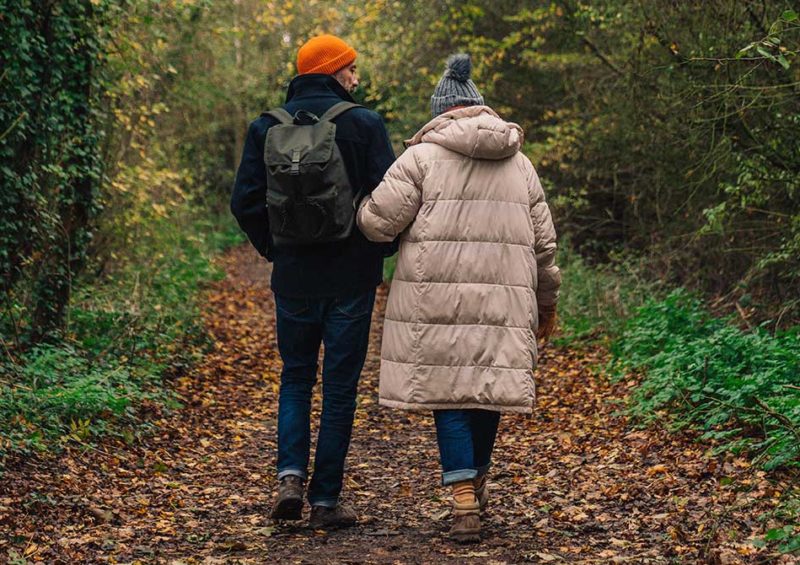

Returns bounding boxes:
[0,0,112,340]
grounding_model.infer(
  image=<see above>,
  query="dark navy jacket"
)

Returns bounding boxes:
[230,74,396,298]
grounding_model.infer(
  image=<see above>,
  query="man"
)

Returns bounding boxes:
[230,34,395,529]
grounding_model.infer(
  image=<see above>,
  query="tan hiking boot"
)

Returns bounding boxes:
[270,475,304,520]
[451,499,481,543]
[450,480,481,543]
[309,503,357,529]
[474,475,489,511]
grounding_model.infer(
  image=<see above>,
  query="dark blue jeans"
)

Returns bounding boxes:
[274,290,375,507]
[433,409,501,486]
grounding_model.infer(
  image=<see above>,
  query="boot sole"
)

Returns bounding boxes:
[451,531,481,543]
[270,496,303,520]
[308,518,357,530]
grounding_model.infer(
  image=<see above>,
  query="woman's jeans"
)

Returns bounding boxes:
[433,409,501,486]
[274,290,375,508]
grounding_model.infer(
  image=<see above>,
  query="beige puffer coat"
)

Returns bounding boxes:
[357,106,560,414]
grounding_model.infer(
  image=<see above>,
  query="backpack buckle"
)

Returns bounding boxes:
[290,148,301,175]
[293,110,320,125]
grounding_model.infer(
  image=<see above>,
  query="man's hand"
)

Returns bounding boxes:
[536,304,558,342]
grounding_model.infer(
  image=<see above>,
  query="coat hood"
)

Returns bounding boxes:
[406,105,523,160]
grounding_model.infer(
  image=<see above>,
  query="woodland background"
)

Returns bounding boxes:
[1,0,799,552]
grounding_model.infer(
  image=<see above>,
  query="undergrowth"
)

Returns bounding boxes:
[0,211,243,464]
[558,252,799,552]
[554,246,658,344]
[610,289,800,470]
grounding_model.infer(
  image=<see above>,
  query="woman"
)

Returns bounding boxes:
[357,54,560,542]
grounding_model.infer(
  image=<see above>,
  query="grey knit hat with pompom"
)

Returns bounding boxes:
[430,53,484,117]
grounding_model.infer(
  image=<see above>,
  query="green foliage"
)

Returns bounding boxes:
[757,525,800,554]
[383,254,397,282]
[364,0,800,324]
[611,289,800,469]
[0,343,162,454]
[555,245,658,344]
[546,1,800,322]
[0,211,240,463]
[754,489,800,553]
[1,0,112,337]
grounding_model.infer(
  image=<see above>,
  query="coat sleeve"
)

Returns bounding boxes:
[357,146,423,243]
[230,119,271,259]
[526,158,561,307]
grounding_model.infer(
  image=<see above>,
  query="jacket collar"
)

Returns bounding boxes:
[286,74,355,103]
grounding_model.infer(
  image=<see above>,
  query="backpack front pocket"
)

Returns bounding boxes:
[266,190,293,239]
[267,190,351,244]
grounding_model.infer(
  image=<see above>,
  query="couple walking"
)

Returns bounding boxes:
[230,34,560,543]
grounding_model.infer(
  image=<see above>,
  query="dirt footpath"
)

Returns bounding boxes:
[2,245,795,564]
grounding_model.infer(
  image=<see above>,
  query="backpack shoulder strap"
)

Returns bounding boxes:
[264,108,294,125]
[319,101,363,122]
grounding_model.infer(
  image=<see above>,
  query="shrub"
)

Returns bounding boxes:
[0,211,242,464]
[612,289,800,469]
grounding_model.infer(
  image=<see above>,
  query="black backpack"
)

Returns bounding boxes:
[263,101,362,246]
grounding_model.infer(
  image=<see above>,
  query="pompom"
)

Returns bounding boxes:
[445,53,472,82]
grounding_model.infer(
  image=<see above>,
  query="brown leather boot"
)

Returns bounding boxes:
[270,475,304,520]
[450,480,481,543]
[474,475,489,512]
[309,503,358,529]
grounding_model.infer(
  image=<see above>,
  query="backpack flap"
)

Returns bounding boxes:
[264,121,336,169]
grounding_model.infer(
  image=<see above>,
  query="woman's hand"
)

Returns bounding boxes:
[536,305,558,342]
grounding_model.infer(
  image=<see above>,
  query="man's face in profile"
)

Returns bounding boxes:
[334,63,359,93]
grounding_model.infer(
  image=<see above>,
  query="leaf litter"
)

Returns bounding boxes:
[0,245,797,564]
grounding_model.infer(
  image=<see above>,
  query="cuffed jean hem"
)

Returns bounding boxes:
[442,468,478,486]
[277,468,307,481]
[476,463,491,477]
[309,498,338,508]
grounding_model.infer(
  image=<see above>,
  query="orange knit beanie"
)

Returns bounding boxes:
[297,34,357,75]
